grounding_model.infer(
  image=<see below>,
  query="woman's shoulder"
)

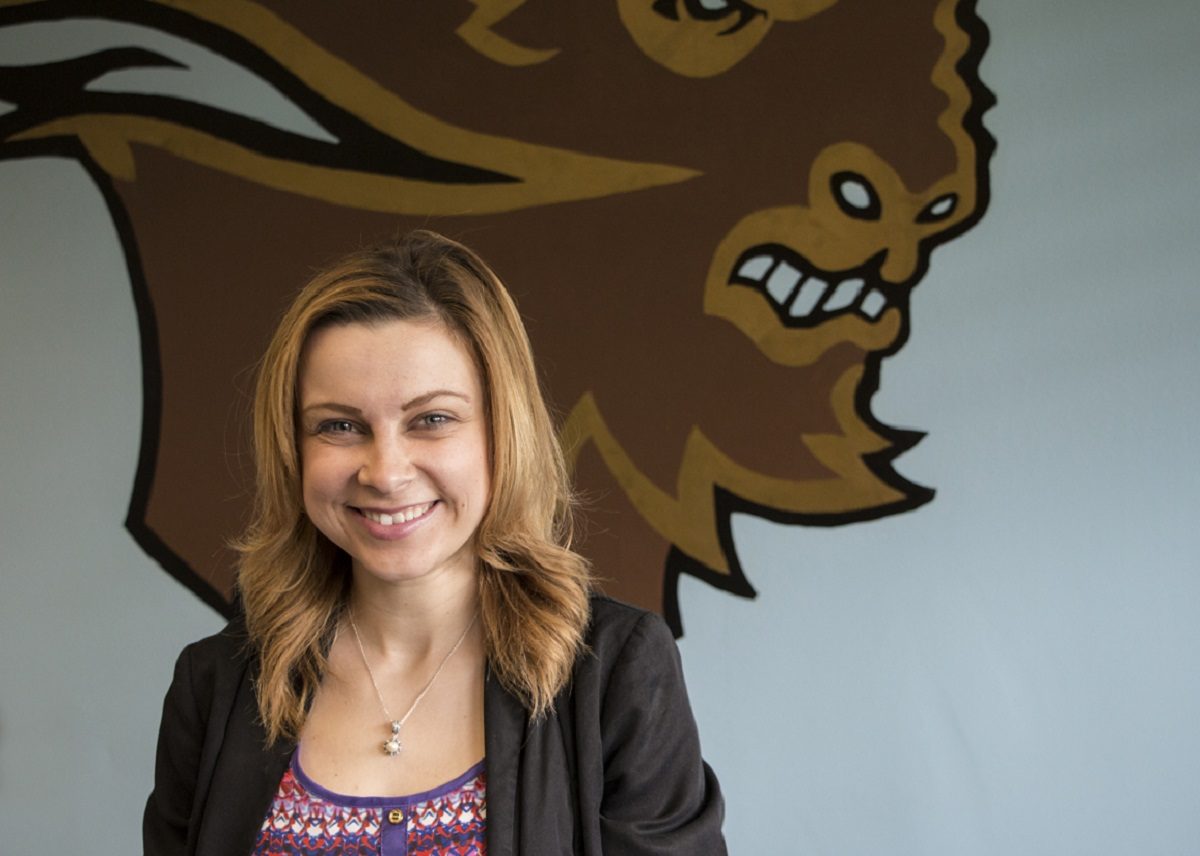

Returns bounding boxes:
[172,615,256,684]
[184,613,250,652]
[578,598,726,852]
[152,615,259,735]
[582,593,679,671]
[587,592,660,626]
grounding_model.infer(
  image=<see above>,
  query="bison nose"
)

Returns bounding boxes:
[879,241,920,285]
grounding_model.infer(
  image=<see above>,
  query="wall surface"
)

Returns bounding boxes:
[677,1,1200,851]
[2,1,1199,854]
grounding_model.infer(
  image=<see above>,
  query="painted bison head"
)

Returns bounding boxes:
[0,0,992,625]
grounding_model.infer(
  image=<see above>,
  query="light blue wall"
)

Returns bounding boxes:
[679,1,1200,851]
[0,158,223,854]
[2,1,1198,853]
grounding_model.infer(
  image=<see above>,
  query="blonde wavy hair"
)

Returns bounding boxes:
[236,230,592,744]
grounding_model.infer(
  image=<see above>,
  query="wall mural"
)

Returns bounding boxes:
[0,0,993,632]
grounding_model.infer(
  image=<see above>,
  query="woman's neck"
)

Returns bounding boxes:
[346,563,480,660]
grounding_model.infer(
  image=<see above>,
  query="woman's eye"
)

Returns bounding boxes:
[416,413,453,430]
[317,419,357,435]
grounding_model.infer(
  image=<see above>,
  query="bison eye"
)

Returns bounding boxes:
[917,193,959,223]
[685,0,737,18]
[652,0,762,34]
[831,171,882,221]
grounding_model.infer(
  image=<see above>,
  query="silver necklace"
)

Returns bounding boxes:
[348,608,478,757]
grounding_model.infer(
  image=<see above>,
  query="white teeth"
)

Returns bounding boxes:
[736,254,774,282]
[363,503,432,525]
[734,251,891,323]
[821,278,865,311]
[788,277,828,318]
[860,289,887,319]
[764,261,802,304]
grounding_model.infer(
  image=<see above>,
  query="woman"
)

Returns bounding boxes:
[144,230,725,854]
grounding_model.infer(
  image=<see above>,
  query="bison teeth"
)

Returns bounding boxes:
[737,254,774,282]
[731,248,889,324]
[821,277,865,311]
[760,260,797,304]
[789,277,828,318]
[860,289,886,319]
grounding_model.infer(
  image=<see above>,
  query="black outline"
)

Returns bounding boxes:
[0,1,517,184]
[652,0,766,36]
[0,135,232,616]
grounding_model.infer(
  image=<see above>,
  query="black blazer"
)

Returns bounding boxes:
[144,595,726,854]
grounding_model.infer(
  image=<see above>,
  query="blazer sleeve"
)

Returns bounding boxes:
[597,610,727,854]
[144,643,205,856]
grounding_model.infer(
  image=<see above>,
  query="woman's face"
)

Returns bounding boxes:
[297,318,491,587]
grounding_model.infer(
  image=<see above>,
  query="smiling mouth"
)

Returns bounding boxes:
[358,502,436,526]
[730,244,895,327]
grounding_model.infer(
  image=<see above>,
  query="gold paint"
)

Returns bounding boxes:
[457,0,560,66]
[761,0,842,16]
[932,0,981,219]
[14,115,697,213]
[617,0,837,78]
[563,366,905,574]
[79,128,138,182]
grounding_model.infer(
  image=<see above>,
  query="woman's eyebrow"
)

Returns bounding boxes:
[300,402,362,417]
[300,390,471,416]
[402,389,471,409]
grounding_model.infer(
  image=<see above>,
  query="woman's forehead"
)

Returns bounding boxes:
[299,318,483,406]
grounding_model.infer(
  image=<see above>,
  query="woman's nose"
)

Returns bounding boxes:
[356,438,412,493]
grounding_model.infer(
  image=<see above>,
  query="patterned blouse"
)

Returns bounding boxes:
[253,754,486,855]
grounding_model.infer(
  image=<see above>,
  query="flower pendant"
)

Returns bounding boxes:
[382,720,403,756]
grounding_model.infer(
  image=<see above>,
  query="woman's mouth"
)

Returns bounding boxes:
[357,501,436,526]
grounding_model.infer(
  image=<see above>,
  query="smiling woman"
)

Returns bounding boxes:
[143,230,726,855]
[297,320,491,589]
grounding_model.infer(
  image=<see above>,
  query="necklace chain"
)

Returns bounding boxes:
[348,607,478,757]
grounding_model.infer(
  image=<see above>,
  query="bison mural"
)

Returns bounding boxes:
[0,0,993,631]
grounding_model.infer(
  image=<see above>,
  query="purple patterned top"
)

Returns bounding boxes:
[253,754,486,855]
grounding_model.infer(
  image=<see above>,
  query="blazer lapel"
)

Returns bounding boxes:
[194,663,293,855]
[484,669,528,856]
